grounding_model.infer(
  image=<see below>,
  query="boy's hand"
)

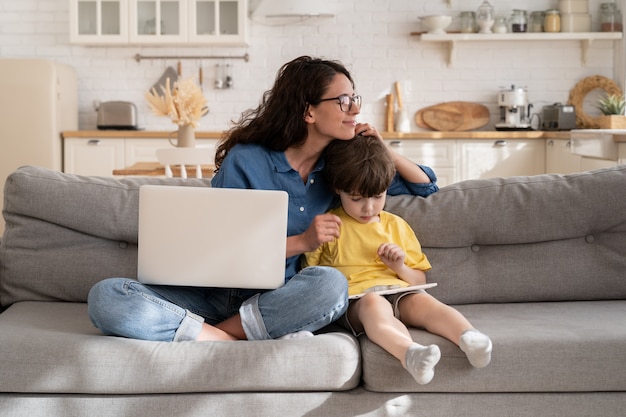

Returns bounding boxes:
[377,243,405,270]
[287,214,341,258]
[305,213,342,248]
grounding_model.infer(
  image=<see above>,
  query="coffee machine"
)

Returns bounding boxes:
[495,85,533,130]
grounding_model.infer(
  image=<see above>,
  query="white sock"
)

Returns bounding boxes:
[404,343,441,385]
[459,329,492,368]
[277,330,314,340]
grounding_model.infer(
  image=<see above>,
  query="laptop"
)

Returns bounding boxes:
[348,283,438,300]
[137,185,288,289]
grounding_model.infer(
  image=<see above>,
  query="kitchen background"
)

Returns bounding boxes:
[0,0,622,132]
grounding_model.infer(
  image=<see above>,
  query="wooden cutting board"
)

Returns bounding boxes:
[415,102,490,131]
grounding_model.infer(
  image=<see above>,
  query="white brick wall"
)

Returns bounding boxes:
[0,0,620,131]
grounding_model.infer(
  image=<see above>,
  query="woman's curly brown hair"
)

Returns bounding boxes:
[214,56,354,171]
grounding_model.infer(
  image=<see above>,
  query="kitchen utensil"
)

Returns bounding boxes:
[394,81,411,132]
[542,103,577,130]
[423,108,463,131]
[559,0,589,14]
[385,94,395,132]
[151,66,178,93]
[418,15,452,34]
[544,9,561,32]
[415,102,490,131]
[510,9,528,32]
[560,12,591,32]
[198,62,204,90]
[476,1,495,33]
[496,85,533,130]
[96,101,138,130]
[459,11,477,33]
[600,3,622,32]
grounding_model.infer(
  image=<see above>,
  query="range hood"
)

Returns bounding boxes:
[251,0,335,23]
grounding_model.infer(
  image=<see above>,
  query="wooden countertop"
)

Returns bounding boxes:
[62,130,225,139]
[61,130,626,142]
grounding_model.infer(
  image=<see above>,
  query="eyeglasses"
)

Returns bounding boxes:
[318,94,362,112]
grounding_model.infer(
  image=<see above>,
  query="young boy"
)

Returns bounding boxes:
[303,136,492,385]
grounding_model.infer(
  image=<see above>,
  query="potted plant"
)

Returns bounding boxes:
[595,93,626,129]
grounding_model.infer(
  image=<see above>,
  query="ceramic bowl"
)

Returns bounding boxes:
[419,15,453,34]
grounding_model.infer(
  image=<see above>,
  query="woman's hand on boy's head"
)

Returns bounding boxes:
[355,123,382,141]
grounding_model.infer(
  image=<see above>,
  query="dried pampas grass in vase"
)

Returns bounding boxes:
[145,77,208,147]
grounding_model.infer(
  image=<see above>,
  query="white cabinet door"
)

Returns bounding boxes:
[129,0,187,44]
[64,138,125,176]
[189,0,247,45]
[579,157,618,171]
[386,140,456,187]
[545,139,582,174]
[69,0,129,44]
[458,139,545,180]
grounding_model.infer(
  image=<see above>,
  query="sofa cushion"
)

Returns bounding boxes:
[385,165,626,305]
[0,301,361,394]
[0,166,211,306]
[361,300,626,393]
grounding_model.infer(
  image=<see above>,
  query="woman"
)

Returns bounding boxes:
[87,56,438,342]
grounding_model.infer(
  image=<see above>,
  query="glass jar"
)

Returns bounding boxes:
[529,11,545,32]
[476,1,495,34]
[510,9,528,33]
[600,3,623,32]
[460,11,477,33]
[544,9,561,32]
[493,16,508,33]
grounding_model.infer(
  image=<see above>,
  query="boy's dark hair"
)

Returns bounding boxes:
[323,136,395,197]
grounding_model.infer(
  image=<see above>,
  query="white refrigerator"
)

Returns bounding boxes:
[0,59,78,234]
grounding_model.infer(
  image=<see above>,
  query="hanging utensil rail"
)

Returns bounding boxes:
[134,53,249,63]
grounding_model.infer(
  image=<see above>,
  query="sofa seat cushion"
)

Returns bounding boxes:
[0,302,361,394]
[361,301,626,393]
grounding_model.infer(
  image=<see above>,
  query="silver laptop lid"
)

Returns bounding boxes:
[137,185,288,289]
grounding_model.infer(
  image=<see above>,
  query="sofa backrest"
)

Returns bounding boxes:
[0,166,211,307]
[386,164,626,305]
[1,164,626,308]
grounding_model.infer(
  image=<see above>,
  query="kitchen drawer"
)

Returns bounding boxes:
[386,140,456,167]
[63,138,125,176]
[458,139,545,181]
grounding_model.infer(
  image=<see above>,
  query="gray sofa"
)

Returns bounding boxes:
[1,164,625,417]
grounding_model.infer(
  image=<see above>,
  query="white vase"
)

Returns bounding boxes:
[177,124,196,147]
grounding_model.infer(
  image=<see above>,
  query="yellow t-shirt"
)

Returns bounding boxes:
[302,206,431,296]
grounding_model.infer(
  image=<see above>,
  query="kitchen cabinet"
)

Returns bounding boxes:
[545,138,617,174]
[386,139,456,187]
[129,0,187,44]
[386,138,546,186]
[188,0,247,44]
[64,136,218,176]
[64,137,125,176]
[457,139,545,181]
[69,0,247,45]
[545,139,581,174]
[69,0,129,44]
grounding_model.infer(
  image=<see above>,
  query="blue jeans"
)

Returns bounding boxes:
[87,266,348,341]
